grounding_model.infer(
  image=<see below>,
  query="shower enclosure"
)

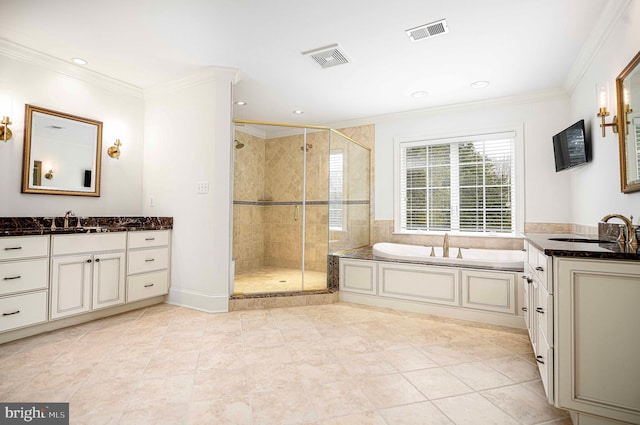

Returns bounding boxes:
[231,121,370,295]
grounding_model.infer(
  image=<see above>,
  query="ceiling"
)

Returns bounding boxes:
[1,0,609,129]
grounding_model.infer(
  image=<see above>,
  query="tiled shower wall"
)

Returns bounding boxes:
[233,125,374,274]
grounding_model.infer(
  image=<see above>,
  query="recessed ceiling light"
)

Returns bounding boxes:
[293,110,304,115]
[234,101,247,106]
[471,80,490,89]
[411,91,428,98]
[71,57,88,65]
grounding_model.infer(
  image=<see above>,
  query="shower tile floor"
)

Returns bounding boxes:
[0,302,571,425]
[233,266,327,294]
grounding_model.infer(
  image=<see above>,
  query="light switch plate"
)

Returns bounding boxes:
[196,181,209,194]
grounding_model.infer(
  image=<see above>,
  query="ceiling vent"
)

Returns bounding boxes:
[302,44,350,69]
[406,19,449,42]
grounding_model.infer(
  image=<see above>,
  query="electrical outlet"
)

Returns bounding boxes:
[149,195,155,207]
[196,181,209,194]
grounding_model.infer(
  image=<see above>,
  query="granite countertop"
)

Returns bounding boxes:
[0,216,173,237]
[524,233,640,261]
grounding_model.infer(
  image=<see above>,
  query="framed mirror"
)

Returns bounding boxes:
[616,51,640,193]
[22,105,102,196]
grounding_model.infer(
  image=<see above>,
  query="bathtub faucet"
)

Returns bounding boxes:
[443,233,450,258]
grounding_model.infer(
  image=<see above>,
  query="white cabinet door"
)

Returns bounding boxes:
[339,259,377,295]
[50,255,92,319]
[379,263,459,306]
[556,258,640,424]
[93,252,126,310]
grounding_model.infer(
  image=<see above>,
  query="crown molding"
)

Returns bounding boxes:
[563,0,632,94]
[324,87,569,130]
[0,38,144,99]
[144,67,239,98]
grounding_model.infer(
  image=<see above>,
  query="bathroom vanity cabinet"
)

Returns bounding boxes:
[0,236,49,332]
[0,224,172,342]
[523,240,640,425]
[50,233,127,319]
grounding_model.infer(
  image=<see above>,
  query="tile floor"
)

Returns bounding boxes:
[0,302,571,425]
[233,267,327,294]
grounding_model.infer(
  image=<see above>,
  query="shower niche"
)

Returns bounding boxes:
[231,121,371,295]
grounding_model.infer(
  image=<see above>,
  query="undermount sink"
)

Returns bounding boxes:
[548,237,606,243]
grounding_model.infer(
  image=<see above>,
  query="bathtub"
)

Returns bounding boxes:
[372,242,524,270]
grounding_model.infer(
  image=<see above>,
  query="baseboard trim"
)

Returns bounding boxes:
[166,288,229,313]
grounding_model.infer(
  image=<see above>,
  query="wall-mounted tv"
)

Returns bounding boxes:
[552,119,590,172]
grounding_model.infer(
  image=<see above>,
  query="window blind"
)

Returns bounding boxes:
[329,151,344,230]
[399,132,516,234]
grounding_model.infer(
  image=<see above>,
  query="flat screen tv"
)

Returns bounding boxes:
[552,119,589,172]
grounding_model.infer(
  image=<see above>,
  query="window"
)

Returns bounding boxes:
[397,131,517,235]
[329,151,344,230]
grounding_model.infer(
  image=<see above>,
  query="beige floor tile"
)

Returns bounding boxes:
[357,373,426,409]
[250,387,317,425]
[186,397,253,425]
[403,367,474,400]
[419,342,509,366]
[433,392,520,425]
[338,351,396,376]
[247,361,302,393]
[70,377,139,417]
[481,383,569,424]
[379,401,454,425]
[127,374,194,410]
[191,369,248,402]
[242,328,285,348]
[445,361,516,391]
[382,347,440,372]
[197,351,246,372]
[484,355,541,382]
[243,345,294,367]
[320,411,387,425]
[143,349,199,378]
[119,402,190,425]
[307,380,374,421]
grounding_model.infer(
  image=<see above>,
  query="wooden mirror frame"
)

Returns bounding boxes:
[616,51,640,193]
[21,105,102,197]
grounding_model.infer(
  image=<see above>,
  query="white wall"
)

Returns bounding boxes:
[0,51,144,217]
[374,94,572,226]
[143,68,237,313]
[568,1,640,227]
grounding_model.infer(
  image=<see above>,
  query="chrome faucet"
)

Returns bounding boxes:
[443,233,450,258]
[601,213,638,249]
[63,210,75,229]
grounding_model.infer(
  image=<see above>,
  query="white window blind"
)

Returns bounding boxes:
[329,151,344,230]
[399,132,516,234]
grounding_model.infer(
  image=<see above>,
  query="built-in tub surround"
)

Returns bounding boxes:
[372,242,525,271]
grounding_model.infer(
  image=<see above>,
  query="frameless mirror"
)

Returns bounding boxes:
[22,105,102,196]
[616,51,640,193]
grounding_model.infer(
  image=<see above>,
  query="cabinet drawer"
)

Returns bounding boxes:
[0,290,48,333]
[535,284,553,342]
[128,248,169,274]
[536,327,553,404]
[52,233,126,256]
[127,270,169,302]
[0,258,49,296]
[0,236,49,261]
[128,231,170,249]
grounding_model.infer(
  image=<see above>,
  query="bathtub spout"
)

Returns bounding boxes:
[443,233,450,258]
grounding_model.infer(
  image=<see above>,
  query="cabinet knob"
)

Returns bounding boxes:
[535,266,544,272]
[2,310,20,316]
[95,258,101,263]
[521,307,528,312]
[521,275,532,283]
[535,355,545,365]
[145,237,156,241]
[535,307,545,314]
[86,259,92,263]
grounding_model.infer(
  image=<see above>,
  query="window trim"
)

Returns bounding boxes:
[329,149,347,232]
[393,125,525,237]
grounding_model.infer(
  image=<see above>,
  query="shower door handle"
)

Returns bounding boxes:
[294,205,299,221]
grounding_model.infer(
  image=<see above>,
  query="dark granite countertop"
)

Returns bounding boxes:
[524,233,640,261]
[0,216,172,238]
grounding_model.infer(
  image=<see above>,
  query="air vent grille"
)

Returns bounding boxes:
[406,19,449,42]
[302,44,350,69]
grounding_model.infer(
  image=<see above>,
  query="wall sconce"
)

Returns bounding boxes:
[0,116,12,142]
[596,83,618,137]
[107,139,122,159]
[623,88,633,135]
[44,169,54,180]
